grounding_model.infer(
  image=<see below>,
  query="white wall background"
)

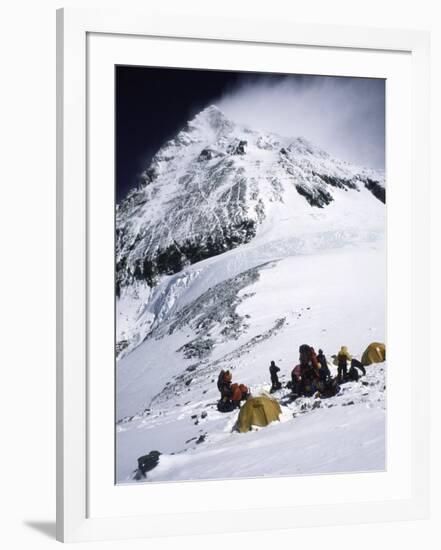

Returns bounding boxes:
[0,1,438,548]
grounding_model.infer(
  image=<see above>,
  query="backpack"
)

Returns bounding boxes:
[299,344,311,366]
[217,399,235,413]
[347,366,359,381]
[231,383,242,402]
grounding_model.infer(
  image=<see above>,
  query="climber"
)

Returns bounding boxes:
[347,358,366,381]
[216,371,248,412]
[351,358,366,376]
[217,370,234,412]
[304,345,321,395]
[269,360,282,392]
[317,348,331,382]
[336,346,352,383]
[292,344,320,397]
[291,364,302,396]
[217,370,233,398]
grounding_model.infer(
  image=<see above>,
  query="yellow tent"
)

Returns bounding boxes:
[361,342,386,365]
[237,395,282,433]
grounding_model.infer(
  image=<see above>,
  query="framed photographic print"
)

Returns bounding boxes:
[56,7,430,543]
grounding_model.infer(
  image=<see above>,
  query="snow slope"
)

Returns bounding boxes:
[128,366,386,483]
[116,238,385,482]
[116,105,386,483]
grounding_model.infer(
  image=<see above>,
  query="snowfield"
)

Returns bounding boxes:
[117,361,386,483]
[132,374,386,483]
[115,105,386,483]
[116,242,386,483]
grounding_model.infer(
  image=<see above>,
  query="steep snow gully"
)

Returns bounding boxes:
[116,105,386,483]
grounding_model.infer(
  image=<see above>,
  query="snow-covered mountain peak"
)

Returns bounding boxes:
[188,104,234,136]
[116,105,385,357]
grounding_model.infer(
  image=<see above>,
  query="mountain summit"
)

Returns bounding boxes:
[189,104,234,134]
[117,105,384,290]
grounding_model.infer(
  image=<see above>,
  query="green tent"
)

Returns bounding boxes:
[237,395,282,433]
[361,342,386,365]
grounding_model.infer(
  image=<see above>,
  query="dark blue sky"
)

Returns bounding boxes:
[116,66,248,202]
[116,66,385,203]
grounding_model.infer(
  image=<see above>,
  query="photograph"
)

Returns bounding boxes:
[115,66,386,484]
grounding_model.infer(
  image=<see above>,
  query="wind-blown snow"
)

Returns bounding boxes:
[115,105,386,483]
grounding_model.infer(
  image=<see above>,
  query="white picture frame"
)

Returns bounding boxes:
[56,7,430,543]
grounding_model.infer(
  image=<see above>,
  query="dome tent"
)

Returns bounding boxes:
[361,342,386,365]
[237,395,282,433]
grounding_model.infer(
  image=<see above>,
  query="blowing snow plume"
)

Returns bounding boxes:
[217,74,385,170]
